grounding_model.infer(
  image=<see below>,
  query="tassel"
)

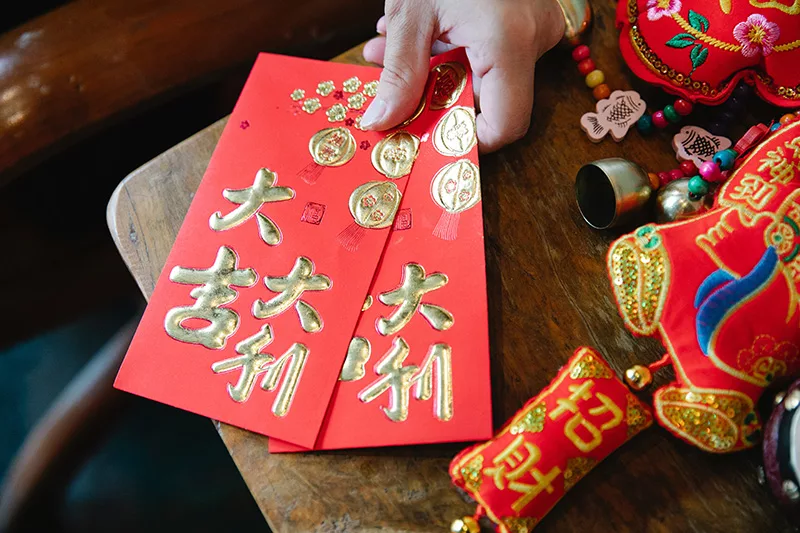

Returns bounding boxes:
[433,211,460,241]
[337,223,367,252]
[298,161,325,185]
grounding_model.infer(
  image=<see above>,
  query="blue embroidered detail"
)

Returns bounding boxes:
[694,270,735,309]
[695,247,779,355]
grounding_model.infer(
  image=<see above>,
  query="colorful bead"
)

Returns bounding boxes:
[680,160,698,176]
[652,111,669,129]
[648,172,661,190]
[771,123,782,132]
[698,161,723,182]
[572,45,590,62]
[713,148,738,171]
[668,169,684,182]
[577,59,596,76]
[663,105,681,123]
[780,113,797,125]
[585,70,605,88]
[674,99,693,116]
[636,115,654,134]
[658,171,671,184]
[592,83,611,100]
[688,175,710,196]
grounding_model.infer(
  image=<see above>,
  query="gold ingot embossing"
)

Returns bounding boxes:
[347,93,367,110]
[343,76,361,93]
[302,98,321,114]
[309,127,356,167]
[349,181,402,229]
[326,103,347,122]
[433,106,477,157]
[290,88,305,101]
[430,62,467,109]
[371,131,420,179]
[340,336,371,381]
[431,159,481,214]
[316,80,335,96]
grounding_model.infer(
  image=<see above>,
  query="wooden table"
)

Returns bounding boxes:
[107,2,791,531]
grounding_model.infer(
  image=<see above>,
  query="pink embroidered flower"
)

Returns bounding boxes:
[646,0,681,21]
[733,14,780,57]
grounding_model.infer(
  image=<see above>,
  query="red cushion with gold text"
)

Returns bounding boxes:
[608,121,800,453]
[616,0,800,107]
[449,347,652,532]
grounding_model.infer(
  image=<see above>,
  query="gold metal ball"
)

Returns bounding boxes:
[450,516,480,533]
[624,365,652,391]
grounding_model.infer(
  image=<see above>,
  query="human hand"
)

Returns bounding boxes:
[360,0,566,153]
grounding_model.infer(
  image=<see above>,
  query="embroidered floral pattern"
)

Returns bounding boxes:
[665,10,710,74]
[733,14,781,57]
[647,0,681,20]
[736,334,799,385]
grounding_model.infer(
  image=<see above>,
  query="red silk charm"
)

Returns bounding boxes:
[449,347,653,532]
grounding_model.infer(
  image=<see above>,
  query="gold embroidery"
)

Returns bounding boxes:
[290,88,305,101]
[377,263,453,336]
[549,380,624,453]
[626,393,652,438]
[340,336,371,381]
[563,456,598,491]
[342,76,361,93]
[608,225,670,336]
[510,404,547,435]
[309,127,356,167]
[750,0,800,15]
[371,131,420,179]
[502,517,539,533]
[326,103,347,122]
[302,98,321,114]
[209,168,295,246]
[252,256,332,333]
[460,455,484,493]
[569,349,613,379]
[316,81,335,97]
[348,181,402,229]
[736,334,799,385]
[164,246,257,349]
[433,106,477,157]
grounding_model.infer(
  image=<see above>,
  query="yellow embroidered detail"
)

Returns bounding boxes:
[569,349,613,379]
[626,393,652,438]
[750,0,800,15]
[502,517,538,533]
[736,334,799,386]
[563,456,598,491]
[459,454,484,493]
[509,404,547,435]
[608,225,670,336]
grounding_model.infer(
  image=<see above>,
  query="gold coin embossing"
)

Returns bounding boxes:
[433,106,477,157]
[430,62,467,110]
[309,127,356,167]
[349,181,402,229]
[371,131,421,179]
[401,94,426,127]
[430,159,481,214]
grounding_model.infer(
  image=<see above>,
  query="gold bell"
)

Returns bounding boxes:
[450,516,480,533]
[624,365,652,391]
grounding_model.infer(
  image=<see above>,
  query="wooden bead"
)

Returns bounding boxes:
[572,44,590,62]
[585,70,605,88]
[592,83,611,100]
[674,99,693,116]
[577,58,596,76]
[688,175,710,195]
[668,169,684,182]
[648,172,661,190]
[699,161,723,182]
[781,113,797,125]
[636,115,654,134]
[652,110,669,129]
[658,171,671,184]
[663,105,681,123]
[680,160,698,176]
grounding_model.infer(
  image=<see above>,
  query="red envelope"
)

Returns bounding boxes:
[270,51,492,451]
[114,54,429,447]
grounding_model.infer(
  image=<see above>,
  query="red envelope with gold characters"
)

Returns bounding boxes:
[114,53,432,448]
[270,54,492,451]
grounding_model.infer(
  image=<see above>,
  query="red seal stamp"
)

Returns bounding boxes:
[301,202,326,225]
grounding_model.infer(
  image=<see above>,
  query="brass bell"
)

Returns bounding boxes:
[450,516,481,533]
[654,178,707,223]
[575,158,653,229]
[624,365,652,391]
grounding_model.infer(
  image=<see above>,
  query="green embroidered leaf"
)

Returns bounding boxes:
[665,33,696,48]
[689,44,709,74]
[688,10,709,32]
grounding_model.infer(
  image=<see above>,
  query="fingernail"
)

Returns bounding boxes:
[361,98,386,129]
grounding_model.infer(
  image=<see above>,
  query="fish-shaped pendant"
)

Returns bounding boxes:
[672,126,732,167]
[580,90,646,143]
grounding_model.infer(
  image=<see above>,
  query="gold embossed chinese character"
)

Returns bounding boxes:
[358,338,453,421]
[340,336,371,381]
[377,263,454,336]
[164,246,257,349]
[482,435,561,513]
[252,256,331,332]
[211,324,308,416]
[548,380,623,452]
[209,168,295,245]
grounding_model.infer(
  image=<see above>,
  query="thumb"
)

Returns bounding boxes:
[361,1,434,131]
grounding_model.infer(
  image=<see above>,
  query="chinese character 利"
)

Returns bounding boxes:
[209,167,295,246]
[377,263,454,336]
[164,246,257,350]
[252,256,332,333]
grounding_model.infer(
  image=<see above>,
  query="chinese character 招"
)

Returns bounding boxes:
[252,256,331,333]
[164,246,257,349]
[209,167,295,245]
[548,380,623,453]
[211,324,308,417]
[377,263,454,336]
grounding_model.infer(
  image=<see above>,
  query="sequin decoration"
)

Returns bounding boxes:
[342,76,361,93]
[502,517,539,533]
[363,80,379,97]
[433,106,477,157]
[302,98,321,114]
[607,225,670,336]
[347,93,366,110]
[563,457,598,491]
[290,88,305,101]
[626,393,651,438]
[510,404,547,434]
[316,81,335,96]
[569,349,613,379]
[348,181,403,229]
[430,62,467,110]
[326,103,347,122]
[371,131,421,178]
[459,454,484,493]
[308,127,356,167]
[655,385,761,452]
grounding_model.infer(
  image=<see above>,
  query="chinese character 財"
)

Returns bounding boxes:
[164,246,257,349]
[209,168,295,245]
[548,380,623,453]
[358,337,453,422]
[211,324,308,417]
[376,263,454,336]
[252,256,331,333]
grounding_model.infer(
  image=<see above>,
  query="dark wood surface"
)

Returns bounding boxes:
[0,0,381,182]
[106,2,790,530]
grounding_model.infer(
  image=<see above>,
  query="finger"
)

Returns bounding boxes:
[361,1,435,131]
[362,36,386,65]
[474,63,536,153]
[376,16,387,35]
[431,40,458,55]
